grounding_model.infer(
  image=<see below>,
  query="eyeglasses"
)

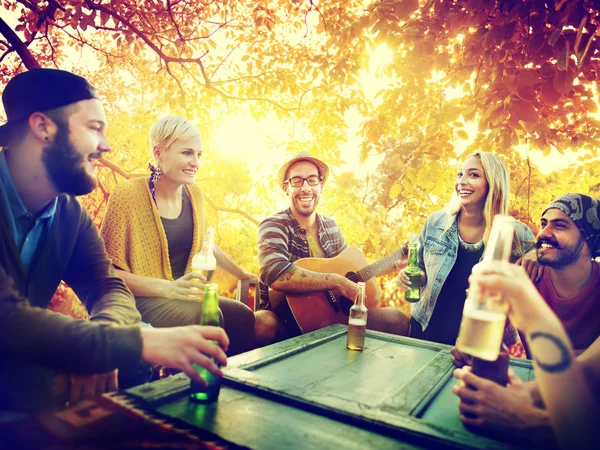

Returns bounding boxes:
[284,175,322,187]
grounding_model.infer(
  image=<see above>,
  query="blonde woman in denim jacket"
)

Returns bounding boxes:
[397,152,536,350]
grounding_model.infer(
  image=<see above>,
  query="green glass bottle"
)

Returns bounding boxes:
[190,283,222,402]
[405,242,422,303]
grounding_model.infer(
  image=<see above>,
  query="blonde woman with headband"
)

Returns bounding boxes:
[397,152,537,352]
[101,115,255,355]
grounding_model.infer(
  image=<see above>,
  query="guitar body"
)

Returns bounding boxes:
[270,247,382,334]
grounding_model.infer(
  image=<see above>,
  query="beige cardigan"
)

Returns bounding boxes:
[100,177,207,280]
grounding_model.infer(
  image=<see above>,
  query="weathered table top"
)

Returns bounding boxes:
[126,325,535,450]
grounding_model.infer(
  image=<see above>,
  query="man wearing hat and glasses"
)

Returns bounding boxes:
[254,151,409,346]
[0,69,228,412]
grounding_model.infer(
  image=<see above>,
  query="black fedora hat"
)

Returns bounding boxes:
[0,68,99,146]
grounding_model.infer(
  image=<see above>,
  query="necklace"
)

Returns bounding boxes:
[149,177,184,205]
[458,232,484,252]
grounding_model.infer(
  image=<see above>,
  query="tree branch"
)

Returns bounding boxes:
[97,158,143,180]
[203,194,260,226]
[0,17,40,69]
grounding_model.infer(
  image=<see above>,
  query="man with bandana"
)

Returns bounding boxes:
[0,69,228,413]
[451,193,600,442]
[532,193,600,353]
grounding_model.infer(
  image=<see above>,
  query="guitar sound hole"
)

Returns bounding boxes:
[346,272,359,283]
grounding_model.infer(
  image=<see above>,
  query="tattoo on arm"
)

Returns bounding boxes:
[275,265,337,290]
[530,331,573,373]
[282,266,297,281]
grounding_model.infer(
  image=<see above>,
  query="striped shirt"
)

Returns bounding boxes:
[257,208,346,309]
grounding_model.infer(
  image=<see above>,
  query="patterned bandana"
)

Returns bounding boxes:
[543,193,600,257]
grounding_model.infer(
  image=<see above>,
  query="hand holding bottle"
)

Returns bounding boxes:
[396,267,425,291]
[140,325,228,383]
[468,263,561,336]
[167,272,207,301]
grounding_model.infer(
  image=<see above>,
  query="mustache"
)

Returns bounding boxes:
[88,152,104,161]
[536,238,560,249]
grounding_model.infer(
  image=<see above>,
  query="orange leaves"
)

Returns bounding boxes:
[541,82,561,104]
[500,132,512,150]
[509,100,538,124]
[441,104,461,122]
[490,21,517,47]
[488,105,506,126]
[583,99,598,113]
[461,104,476,121]
[552,65,576,95]
[515,85,536,102]
[394,0,419,22]
[100,10,110,27]
[389,182,402,199]
[435,51,450,68]
[456,129,469,140]
[421,41,434,55]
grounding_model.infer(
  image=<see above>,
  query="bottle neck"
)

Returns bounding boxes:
[408,243,418,267]
[201,229,215,256]
[200,242,214,256]
[355,283,366,307]
[201,286,220,326]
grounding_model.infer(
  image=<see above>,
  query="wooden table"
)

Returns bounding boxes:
[126,324,535,450]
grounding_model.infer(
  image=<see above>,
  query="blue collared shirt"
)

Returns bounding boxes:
[0,151,57,273]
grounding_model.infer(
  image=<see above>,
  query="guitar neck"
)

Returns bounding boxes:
[356,248,406,282]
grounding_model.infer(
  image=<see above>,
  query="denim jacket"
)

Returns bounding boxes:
[411,209,536,332]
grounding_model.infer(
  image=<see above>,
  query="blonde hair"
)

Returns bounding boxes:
[149,115,200,159]
[447,152,510,246]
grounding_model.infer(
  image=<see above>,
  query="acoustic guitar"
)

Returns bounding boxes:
[269,246,406,334]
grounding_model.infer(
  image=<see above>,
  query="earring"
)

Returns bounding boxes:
[153,164,162,182]
[44,136,49,141]
[148,161,162,182]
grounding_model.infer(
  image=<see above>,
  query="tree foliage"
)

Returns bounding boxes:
[2,0,599,315]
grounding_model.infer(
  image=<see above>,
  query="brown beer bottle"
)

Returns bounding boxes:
[463,344,510,421]
[471,343,510,387]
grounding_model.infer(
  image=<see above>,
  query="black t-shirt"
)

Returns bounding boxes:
[410,244,484,345]
[160,190,194,280]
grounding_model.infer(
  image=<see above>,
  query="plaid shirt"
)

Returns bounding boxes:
[257,208,346,309]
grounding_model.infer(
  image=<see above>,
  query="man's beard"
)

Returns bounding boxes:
[536,237,585,269]
[42,124,98,196]
[293,195,319,217]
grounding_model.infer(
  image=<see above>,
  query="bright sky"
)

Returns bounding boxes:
[1,9,592,181]
[210,42,588,182]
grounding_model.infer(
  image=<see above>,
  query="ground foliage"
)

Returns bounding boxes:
[1,0,599,316]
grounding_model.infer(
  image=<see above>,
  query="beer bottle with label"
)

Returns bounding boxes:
[347,282,367,351]
[189,227,216,298]
[190,283,222,402]
[404,240,422,303]
[456,215,516,361]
